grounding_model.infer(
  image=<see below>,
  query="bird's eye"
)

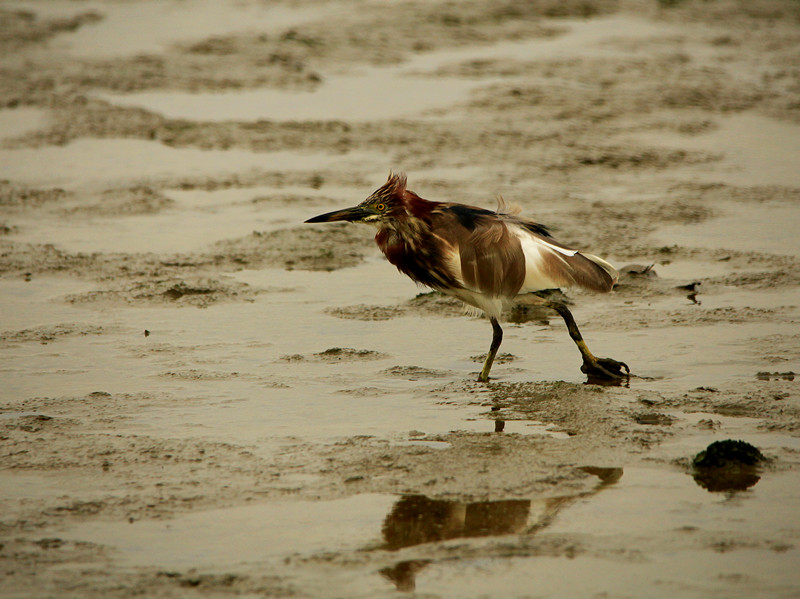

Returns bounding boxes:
[375,203,386,212]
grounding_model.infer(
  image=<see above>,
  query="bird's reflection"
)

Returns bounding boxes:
[379,466,622,592]
[382,496,532,551]
[379,560,431,592]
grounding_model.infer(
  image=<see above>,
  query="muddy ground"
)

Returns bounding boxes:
[1,0,800,597]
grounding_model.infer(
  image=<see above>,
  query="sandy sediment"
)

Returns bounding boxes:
[1,1,799,597]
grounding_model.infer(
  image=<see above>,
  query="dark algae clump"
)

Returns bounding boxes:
[692,439,766,492]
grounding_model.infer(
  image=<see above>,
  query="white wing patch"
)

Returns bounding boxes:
[513,228,575,293]
[444,245,465,287]
[537,236,576,257]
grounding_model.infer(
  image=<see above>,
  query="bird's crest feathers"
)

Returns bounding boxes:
[365,171,407,205]
[386,170,407,195]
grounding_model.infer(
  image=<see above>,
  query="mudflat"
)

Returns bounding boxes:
[1,1,799,597]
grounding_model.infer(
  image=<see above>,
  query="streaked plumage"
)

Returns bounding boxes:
[306,172,628,382]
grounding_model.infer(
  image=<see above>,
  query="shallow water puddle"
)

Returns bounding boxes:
[0,266,494,441]
[511,313,797,391]
[121,386,494,444]
[59,468,620,570]
[61,493,397,569]
[0,336,494,444]
[94,17,680,123]
[95,65,499,123]
[11,0,338,58]
[0,470,128,505]
[0,277,99,331]
[5,184,369,254]
[0,139,382,188]
[3,262,796,434]
[628,113,800,187]
[412,547,800,598]
[404,468,800,597]
[0,106,48,141]
[653,200,800,256]
[165,184,365,210]
[55,466,800,597]
[552,281,800,390]
[653,258,750,281]
[550,467,799,537]
[11,197,300,255]
[259,241,799,393]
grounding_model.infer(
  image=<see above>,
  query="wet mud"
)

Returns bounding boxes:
[1,1,800,597]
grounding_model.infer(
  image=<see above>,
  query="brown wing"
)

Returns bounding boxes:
[432,204,526,299]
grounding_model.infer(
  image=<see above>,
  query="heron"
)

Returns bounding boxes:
[306,172,629,383]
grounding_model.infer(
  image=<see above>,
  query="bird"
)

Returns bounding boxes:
[306,172,629,383]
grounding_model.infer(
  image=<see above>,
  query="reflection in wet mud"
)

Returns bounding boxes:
[585,372,631,388]
[382,496,533,550]
[379,496,531,591]
[693,465,761,493]
[380,560,431,593]
[379,466,622,591]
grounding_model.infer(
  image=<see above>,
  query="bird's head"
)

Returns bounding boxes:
[305,171,411,225]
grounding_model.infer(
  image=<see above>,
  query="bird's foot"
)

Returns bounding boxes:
[581,356,630,384]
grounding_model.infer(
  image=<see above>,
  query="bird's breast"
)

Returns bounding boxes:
[375,228,459,291]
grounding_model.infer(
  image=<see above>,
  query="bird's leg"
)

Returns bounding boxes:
[478,317,503,382]
[545,300,629,381]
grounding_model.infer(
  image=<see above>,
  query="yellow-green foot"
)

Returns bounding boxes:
[581,356,630,382]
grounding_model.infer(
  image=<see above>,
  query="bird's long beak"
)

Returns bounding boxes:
[305,205,371,223]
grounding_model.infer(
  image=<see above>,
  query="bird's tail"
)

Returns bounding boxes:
[573,252,618,292]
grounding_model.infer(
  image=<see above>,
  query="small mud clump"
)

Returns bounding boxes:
[692,439,767,493]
